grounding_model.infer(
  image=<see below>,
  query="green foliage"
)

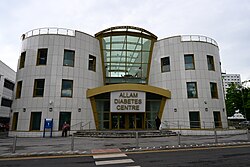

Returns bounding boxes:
[225,82,250,120]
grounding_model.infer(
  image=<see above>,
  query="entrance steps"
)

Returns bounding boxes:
[74,130,177,138]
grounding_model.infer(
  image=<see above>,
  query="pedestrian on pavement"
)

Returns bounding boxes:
[155,116,161,130]
[62,121,70,137]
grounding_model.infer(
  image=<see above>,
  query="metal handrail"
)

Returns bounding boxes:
[68,121,91,131]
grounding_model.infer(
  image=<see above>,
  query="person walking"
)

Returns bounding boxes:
[62,121,70,137]
[155,116,161,130]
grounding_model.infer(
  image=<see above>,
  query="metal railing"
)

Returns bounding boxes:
[181,35,218,46]
[68,121,92,131]
[22,27,75,40]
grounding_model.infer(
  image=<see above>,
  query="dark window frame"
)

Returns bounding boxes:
[207,55,215,71]
[210,82,218,99]
[161,57,170,72]
[16,81,22,99]
[61,79,73,98]
[184,54,195,70]
[1,97,12,108]
[4,79,15,91]
[186,82,198,98]
[19,52,26,69]
[63,49,75,67]
[36,48,48,65]
[33,79,45,97]
[88,54,96,71]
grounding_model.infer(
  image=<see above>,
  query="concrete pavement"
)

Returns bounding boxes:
[0,132,250,158]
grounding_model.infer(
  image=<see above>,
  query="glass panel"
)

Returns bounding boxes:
[187,82,198,98]
[127,35,140,43]
[161,57,170,72]
[61,80,73,97]
[207,55,215,71]
[102,37,110,50]
[63,50,75,67]
[112,114,118,129]
[129,114,135,129]
[142,38,151,51]
[37,49,48,65]
[111,43,125,50]
[110,51,126,62]
[184,54,195,70]
[136,113,143,129]
[112,35,126,42]
[142,52,150,63]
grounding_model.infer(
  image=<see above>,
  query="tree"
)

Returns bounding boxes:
[225,81,250,120]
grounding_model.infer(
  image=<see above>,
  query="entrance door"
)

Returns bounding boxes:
[111,113,125,129]
[111,113,144,130]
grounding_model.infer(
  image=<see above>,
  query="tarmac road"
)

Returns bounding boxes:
[0,144,250,167]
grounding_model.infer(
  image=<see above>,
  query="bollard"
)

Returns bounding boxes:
[135,132,139,148]
[12,136,17,153]
[214,128,218,144]
[71,133,74,151]
[178,131,181,145]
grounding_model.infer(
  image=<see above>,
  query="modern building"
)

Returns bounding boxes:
[10,26,227,137]
[0,60,16,128]
[222,73,241,94]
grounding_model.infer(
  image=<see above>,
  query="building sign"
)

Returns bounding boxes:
[111,91,145,112]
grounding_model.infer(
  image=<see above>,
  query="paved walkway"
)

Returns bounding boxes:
[0,133,250,158]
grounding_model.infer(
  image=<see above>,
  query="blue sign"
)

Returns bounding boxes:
[43,118,53,138]
[44,119,53,128]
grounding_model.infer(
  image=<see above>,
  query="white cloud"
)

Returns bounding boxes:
[0,0,250,81]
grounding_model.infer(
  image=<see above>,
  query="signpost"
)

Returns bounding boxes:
[43,118,53,138]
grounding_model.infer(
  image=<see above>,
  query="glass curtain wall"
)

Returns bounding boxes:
[95,26,157,85]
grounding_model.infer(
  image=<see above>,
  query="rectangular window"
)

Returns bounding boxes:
[16,81,22,99]
[59,112,71,130]
[186,82,198,98]
[4,79,15,91]
[184,54,195,70]
[207,55,215,71]
[19,52,26,69]
[1,98,12,108]
[36,48,48,65]
[88,55,96,71]
[189,111,200,128]
[161,57,170,72]
[213,111,222,128]
[30,112,42,131]
[63,49,75,67]
[12,112,19,131]
[33,79,45,97]
[61,79,73,97]
[210,82,218,98]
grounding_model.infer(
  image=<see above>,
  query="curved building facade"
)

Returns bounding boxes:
[10,26,227,137]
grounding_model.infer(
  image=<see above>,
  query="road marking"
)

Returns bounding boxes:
[95,159,134,165]
[93,153,127,159]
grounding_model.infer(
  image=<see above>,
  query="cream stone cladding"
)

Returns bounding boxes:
[149,36,227,129]
[11,29,102,135]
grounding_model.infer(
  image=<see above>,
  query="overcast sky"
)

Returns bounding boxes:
[0,0,249,81]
